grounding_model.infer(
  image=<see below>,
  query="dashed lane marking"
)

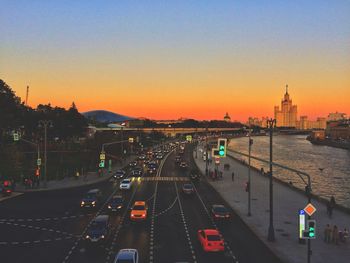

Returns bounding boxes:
[0,236,73,246]
[0,221,76,238]
[0,213,93,223]
[192,184,239,263]
[141,176,190,182]
[174,182,197,263]
[154,196,178,218]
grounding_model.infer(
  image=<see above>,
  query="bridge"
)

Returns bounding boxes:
[91,126,242,137]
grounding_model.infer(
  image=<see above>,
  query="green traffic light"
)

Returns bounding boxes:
[219,150,224,156]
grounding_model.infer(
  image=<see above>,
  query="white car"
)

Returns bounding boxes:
[120,179,132,190]
[114,249,139,263]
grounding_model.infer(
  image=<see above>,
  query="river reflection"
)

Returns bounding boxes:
[229,135,350,208]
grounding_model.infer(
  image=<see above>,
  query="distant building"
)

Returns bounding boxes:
[327,112,347,121]
[246,116,269,128]
[297,116,326,130]
[274,85,298,127]
[326,120,350,140]
[223,112,231,122]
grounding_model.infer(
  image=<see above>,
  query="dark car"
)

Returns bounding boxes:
[85,215,110,245]
[147,163,158,175]
[113,170,126,180]
[175,155,181,164]
[129,161,137,167]
[211,205,231,221]
[107,195,124,212]
[182,183,194,195]
[179,161,188,169]
[138,155,146,160]
[130,167,143,177]
[189,170,200,182]
[80,189,102,209]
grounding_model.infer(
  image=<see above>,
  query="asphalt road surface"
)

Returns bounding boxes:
[0,144,283,263]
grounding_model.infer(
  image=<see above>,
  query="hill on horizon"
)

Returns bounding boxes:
[83,110,134,123]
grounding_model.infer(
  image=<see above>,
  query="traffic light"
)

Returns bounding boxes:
[307,220,316,239]
[99,160,105,168]
[218,139,227,157]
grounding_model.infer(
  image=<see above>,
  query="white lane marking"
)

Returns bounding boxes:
[104,181,139,263]
[192,184,239,263]
[61,187,120,263]
[174,182,197,263]
[154,196,178,217]
[149,149,174,263]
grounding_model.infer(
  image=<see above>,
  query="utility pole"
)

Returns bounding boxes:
[248,126,253,216]
[38,120,52,187]
[205,126,209,176]
[267,118,276,241]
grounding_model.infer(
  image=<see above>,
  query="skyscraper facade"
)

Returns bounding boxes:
[274,85,298,127]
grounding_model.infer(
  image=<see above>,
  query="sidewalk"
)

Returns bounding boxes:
[194,145,350,263]
[15,155,136,193]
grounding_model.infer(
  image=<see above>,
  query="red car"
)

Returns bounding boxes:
[197,229,224,252]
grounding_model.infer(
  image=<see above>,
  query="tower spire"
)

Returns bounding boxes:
[285,84,288,94]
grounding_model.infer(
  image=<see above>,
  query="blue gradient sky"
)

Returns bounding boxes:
[1,0,349,120]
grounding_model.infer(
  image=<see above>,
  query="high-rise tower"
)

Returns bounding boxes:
[274,85,298,127]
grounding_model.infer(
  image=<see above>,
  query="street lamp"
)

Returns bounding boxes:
[267,118,276,241]
[248,126,253,216]
[38,120,53,187]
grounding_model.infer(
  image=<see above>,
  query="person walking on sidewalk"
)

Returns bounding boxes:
[328,196,336,218]
[324,224,331,243]
[332,225,339,245]
[231,171,235,182]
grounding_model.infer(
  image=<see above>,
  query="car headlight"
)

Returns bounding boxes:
[131,213,135,217]
[81,201,85,205]
[101,235,105,239]
[117,206,122,209]
[108,205,111,209]
[85,235,90,239]
[92,201,96,205]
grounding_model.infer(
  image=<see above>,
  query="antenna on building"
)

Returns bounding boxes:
[25,85,29,105]
[286,84,288,94]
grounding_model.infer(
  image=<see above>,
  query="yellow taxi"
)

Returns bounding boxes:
[130,201,148,221]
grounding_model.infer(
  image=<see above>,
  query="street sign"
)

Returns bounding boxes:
[299,209,306,239]
[37,158,41,166]
[304,203,316,216]
[128,137,134,143]
[186,135,192,142]
[100,153,106,160]
[215,157,220,164]
[13,132,19,141]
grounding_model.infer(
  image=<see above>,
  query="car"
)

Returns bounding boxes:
[130,201,148,221]
[138,155,146,160]
[174,155,181,164]
[129,161,137,167]
[197,229,225,252]
[80,189,102,208]
[107,195,124,212]
[120,179,132,190]
[113,170,126,180]
[156,154,163,160]
[85,215,110,244]
[147,163,158,175]
[130,167,143,177]
[189,170,200,182]
[211,205,230,221]
[182,183,194,195]
[179,161,188,168]
[114,249,139,263]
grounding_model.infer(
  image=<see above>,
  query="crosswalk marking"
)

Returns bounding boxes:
[140,177,190,182]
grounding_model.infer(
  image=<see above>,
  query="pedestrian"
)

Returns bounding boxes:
[231,171,235,182]
[332,225,339,245]
[343,228,349,243]
[329,196,336,218]
[324,224,331,243]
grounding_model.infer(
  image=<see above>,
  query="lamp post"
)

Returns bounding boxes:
[267,118,276,241]
[205,126,209,176]
[38,120,53,187]
[248,126,253,216]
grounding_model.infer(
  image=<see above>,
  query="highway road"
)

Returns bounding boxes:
[0,143,283,263]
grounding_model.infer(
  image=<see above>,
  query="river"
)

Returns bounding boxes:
[228,135,350,209]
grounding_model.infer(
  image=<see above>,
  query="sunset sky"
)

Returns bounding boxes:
[1,1,349,121]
